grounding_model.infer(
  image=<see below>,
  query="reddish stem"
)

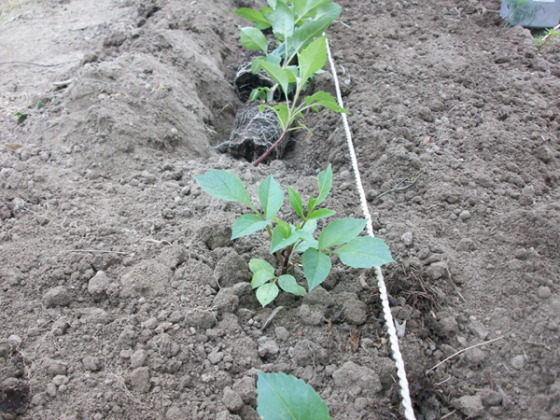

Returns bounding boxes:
[253,129,288,167]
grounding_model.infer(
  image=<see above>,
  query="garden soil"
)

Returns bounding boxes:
[1,0,559,419]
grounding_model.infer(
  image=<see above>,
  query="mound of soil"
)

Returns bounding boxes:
[1,0,559,419]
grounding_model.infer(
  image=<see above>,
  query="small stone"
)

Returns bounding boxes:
[452,394,484,418]
[298,304,324,326]
[418,107,434,122]
[332,361,382,393]
[511,355,525,370]
[208,349,224,364]
[232,376,257,405]
[141,317,158,330]
[213,289,240,314]
[223,386,245,412]
[401,231,414,247]
[7,335,22,348]
[293,340,328,366]
[52,375,69,386]
[43,286,71,308]
[439,316,458,335]
[127,367,151,393]
[537,286,552,299]
[459,210,471,221]
[257,336,279,358]
[469,322,489,340]
[82,356,101,372]
[342,297,367,325]
[166,406,186,419]
[275,326,290,341]
[465,347,486,364]
[88,271,111,297]
[130,350,147,368]
[480,389,503,407]
[426,261,447,280]
[45,359,67,376]
[46,383,57,397]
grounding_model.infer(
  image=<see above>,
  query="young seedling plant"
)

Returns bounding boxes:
[194,165,394,307]
[235,0,349,166]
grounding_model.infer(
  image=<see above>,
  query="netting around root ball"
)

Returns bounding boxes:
[218,100,287,163]
[234,61,277,103]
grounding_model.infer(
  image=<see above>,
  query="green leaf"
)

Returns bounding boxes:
[308,208,336,220]
[256,283,279,307]
[299,0,332,19]
[258,61,290,98]
[291,3,341,51]
[259,175,284,220]
[234,8,272,30]
[299,36,327,83]
[240,27,269,54]
[301,219,317,234]
[257,372,331,420]
[334,236,395,268]
[194,170,253,207]
[271,226,299,253]
[318,218,367,251]
[232,214,269,239]
[273,103,290,129]
[278,275,306,296]
[270,2,294,39]
[315,163,333,206]
[302,248,331,291]
[250,259,275,275]
[251,270,276,289]
[285,65,298,83]
[266,0,277,9]
[288,187,304,219]
[305,91,349,114]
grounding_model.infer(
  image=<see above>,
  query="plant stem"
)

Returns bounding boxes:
[253,128,289,166]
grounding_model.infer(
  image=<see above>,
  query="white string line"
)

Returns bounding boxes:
[325,37,417,420]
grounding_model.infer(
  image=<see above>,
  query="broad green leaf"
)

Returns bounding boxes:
[285,65,298,83]
[267,54,282,65]
[194,170,252,207]
[271,2,294,39]
[334,236,395,268]
[305,91,349,114]
[250,259,275,275]
[318,218,366,251]
[267,0,277,9]
[296,229,315,243]
[308,208,336,220]
[278,275,306,296]
[256,283,279,307]
[251,270,276,289]
[259,175,284,220]
[301,219,317,234]
[271,227,300,253]
[292,3,341,51]
[288,187,304,219]
[302,248,331,291]
[299,36,327,83]
[232,214,269,239]
[316,164,333,205]
[273,103,290,128]
[307,196,317,216]
[257,372,331,420]
[251,56,267,73]
[299,0,332,19]
[294,239,318,253]
[235,8,272,30]
[240,27,269,54]
[259,61,290,98]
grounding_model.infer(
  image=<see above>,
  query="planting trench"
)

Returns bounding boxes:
[1,0,560,419]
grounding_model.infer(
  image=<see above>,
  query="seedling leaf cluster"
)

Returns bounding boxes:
[234,0,349,165]
[194,165,394,307]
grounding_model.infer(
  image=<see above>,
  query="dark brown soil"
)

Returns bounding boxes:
[1,0,560,419]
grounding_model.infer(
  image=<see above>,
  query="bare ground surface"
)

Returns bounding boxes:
[1,0,560,419]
